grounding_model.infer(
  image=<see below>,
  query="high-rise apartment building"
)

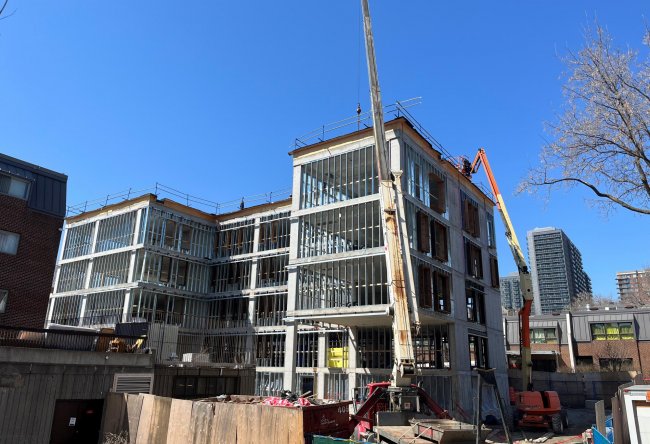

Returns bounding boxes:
[0,153,67,328]
[500,272,522,312]
[527,227,592,314]
[46,116,507,415]
[616,270,650,305]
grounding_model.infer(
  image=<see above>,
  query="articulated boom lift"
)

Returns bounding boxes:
[466,149,567,433]
[467,149,534,392]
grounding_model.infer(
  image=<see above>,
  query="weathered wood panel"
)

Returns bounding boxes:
[190,401,214,444]
[101,392,129,438]
[136,395,172,444]
[210,402,236,444]
[166,399,194,444]
[126,394,144,444]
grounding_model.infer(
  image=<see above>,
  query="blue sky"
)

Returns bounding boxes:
[1,1,648,298]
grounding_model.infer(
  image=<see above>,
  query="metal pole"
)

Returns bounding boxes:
[475,373,482,444]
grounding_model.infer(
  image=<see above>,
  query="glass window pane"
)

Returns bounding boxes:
[0,290,7,313]
[0,231,20,255]
[8,178,28,198]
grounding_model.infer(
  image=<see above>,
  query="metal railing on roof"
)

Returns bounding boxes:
[292,97,455,160]
[66,183,292,217]
[292,98,495,202]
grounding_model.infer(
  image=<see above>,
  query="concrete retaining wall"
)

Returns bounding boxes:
[508,369,638,408]
[0,346,153,444]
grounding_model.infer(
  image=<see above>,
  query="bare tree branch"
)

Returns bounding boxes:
[521,22,650,215]
[0,0,15,21]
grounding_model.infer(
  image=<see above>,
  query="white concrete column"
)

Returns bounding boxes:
[347,327,358,400]
[565,312,576,372]
[78,296,87,326]
[83,220,100,290]
[250,217,261,291]
[317,332,327,398]
[283,319,298,391]
[44,298,55,328]
[57,221,70,263]
[127,209,143,284]
[121,289,132,323]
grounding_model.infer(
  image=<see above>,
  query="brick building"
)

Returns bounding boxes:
[0,153,67,328]
[616,269,650,305]
[504,307,650,373]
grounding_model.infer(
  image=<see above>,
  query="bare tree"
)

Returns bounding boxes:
[520,24,650,215]
[596,341,630,371]
[570,292,615,310]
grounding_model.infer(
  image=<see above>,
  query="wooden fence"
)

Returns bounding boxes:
[100,393,304,444]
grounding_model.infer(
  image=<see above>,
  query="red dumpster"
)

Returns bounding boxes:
[302,401,352,438]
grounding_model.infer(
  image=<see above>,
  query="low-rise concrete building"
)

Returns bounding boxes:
[45,114,508,417]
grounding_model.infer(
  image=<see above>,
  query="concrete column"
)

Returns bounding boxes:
[57,221,70,263]
[52,266,62,295]
[317,333,327,397]
[127,209,143,284]
[78,296,87,326]
[283,319,298,391]
[249,217,261,291]
[44,298,55,328]
[347,327,359,400]
[83,220,100,290]
[90,219,100,255]
[118,289,130,323]
[451,322,466,370]
[565,312,576,372]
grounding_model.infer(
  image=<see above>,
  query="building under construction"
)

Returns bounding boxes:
[46,114,507,415]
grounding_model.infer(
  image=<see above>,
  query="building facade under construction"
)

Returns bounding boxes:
[46,116,507,416]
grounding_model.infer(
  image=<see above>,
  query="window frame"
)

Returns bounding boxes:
[433,270,451,313]
[418,264,432,309]
[428,172,446,214]
[0,289,7,313]
[416,211,430,254]
[489,255,499,288]
[0,230,20,255]
[0,173,31,200]
[466,283,486,324]
[590,322,635,341]
[464,239,483,280]
[531,327,558,344]
[486,213,496,248]
[468,335,489,369]
[430,219,448,262]
[461,192,481,238]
